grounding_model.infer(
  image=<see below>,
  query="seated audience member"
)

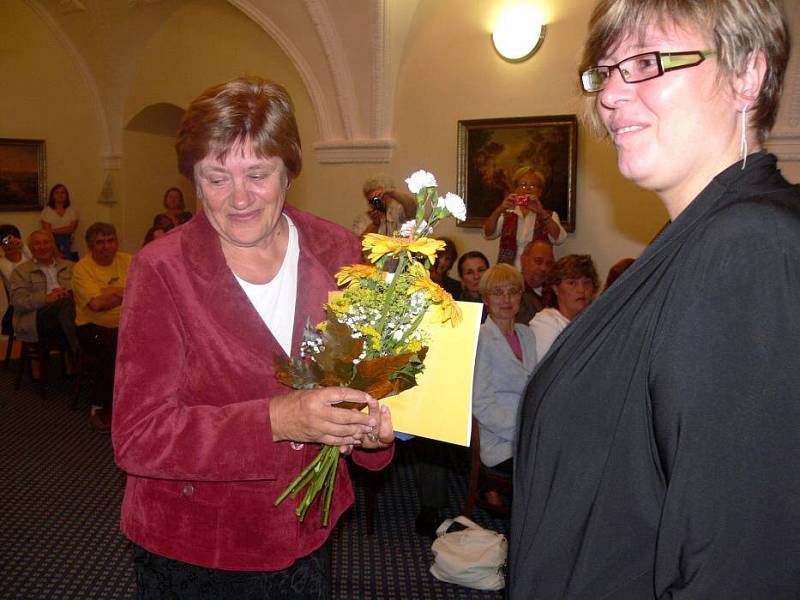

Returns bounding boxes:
[430,237,462,298]
[152,213,176,231]
[142,226,169,246]
[482,166,567,269]
[1,224,31,338]
[530,254,598,359]
[72,223,132,433]
[155,187,190,227]
[472,264,537,507]
[40,183,79,260]
[0,224,32,284]
[516,240,554,324]
[457,251,490,323]
[176,210,193,225]
[603,257,635,291]
[352,175,416,237]
[9,230,78,355]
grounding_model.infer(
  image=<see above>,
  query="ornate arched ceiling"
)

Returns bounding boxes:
[26,0,421,164]
[22,0,800,164]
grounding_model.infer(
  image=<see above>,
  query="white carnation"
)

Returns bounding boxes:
[443,192,467,221]
[405,170,437,194]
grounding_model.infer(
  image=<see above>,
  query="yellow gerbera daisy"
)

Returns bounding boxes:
[335,264,378,288]
[362,233,445,264]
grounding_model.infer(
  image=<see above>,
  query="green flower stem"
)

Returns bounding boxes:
[274,445,326,506]
[296,445,339,522]
[289,454,324,500]
[376,254,407,343]
[322,453,338,527]
[387,309,427,354]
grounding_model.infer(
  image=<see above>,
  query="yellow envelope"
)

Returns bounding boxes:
[382,301,482,446]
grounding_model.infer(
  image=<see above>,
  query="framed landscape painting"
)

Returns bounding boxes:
[456,115,577,230]
[0,138,46,211]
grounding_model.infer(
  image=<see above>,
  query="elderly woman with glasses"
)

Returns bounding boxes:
[112,77,394,599]
[483,166,567,270]
[472,264,537,494]
[509,1,800,598]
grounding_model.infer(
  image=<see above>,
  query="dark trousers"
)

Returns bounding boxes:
[411,437,469,510]
[76,323,118,410]
[36,296,79,355]
[132,543,330,600]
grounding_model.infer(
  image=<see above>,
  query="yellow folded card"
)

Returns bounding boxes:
[382,301,482,446]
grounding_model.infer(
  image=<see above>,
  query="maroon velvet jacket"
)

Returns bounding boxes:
[112,207,393,571]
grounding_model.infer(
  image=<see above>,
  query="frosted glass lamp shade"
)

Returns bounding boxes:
[492,6,546,62]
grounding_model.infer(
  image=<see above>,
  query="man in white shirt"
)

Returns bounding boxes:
[516,240,554,324]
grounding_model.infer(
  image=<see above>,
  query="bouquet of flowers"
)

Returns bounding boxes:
[274,170,466,525]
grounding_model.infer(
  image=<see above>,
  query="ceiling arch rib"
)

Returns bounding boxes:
[231,0,336,141]
[303,0,358,140]
[231,0,396,163]
[25,0,114,162]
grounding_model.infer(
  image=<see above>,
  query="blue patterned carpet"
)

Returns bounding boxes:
[1,366,507,599]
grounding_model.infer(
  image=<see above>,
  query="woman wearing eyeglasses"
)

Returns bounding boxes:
[483,166,566,270]
[509,1,800,598]
[472,264,537,510]
[529,254,598,360]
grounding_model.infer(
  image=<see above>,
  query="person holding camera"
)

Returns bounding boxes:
[352,175,417,238]
[483,166,566,270]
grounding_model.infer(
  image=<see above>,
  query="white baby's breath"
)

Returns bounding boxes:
[400,219,417,237]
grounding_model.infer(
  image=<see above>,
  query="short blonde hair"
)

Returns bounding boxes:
[578,0,790,144]
[478,263,524,299]
[511,166,547,190]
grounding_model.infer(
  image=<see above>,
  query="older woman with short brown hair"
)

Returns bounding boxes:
[113,77,394,598]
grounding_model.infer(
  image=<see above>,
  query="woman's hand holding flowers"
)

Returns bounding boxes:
[269,387,379,447]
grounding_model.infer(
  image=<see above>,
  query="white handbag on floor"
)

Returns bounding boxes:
[429,515,507,591]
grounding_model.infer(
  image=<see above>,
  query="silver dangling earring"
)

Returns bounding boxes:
[740,103,750,171]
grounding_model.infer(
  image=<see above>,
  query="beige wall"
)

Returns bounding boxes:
[3,0,798,283]
[376,0,668,281]
[121,0,325,251]
[0,0,107,253]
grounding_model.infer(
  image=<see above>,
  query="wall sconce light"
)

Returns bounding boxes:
[492,5,546,62]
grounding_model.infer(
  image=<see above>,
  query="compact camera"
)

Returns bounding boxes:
[369,195,386,212]
[1,235,12,247]
[510,194,530,208]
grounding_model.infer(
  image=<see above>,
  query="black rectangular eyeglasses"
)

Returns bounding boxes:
[581,49,716,93]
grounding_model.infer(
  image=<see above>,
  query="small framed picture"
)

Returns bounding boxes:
[456,115,577,230]
[0,138,47,212]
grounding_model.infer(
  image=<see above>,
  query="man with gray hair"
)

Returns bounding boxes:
[352,175,417,238]
[10,229,78,355]
[73,222,131,432]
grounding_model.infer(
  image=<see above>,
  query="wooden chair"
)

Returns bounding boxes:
[463,417,513,518]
